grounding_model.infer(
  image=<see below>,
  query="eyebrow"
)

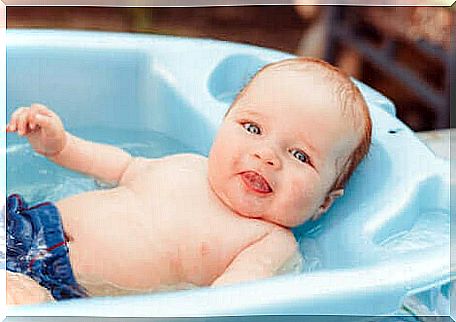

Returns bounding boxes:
[236,109,264,120]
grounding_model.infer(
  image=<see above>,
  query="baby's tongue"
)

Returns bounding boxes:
[242,171,272,193]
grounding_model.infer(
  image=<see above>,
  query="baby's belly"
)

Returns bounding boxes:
[55,187,182,292]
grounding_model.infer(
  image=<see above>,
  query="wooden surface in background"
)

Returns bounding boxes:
[7,6,451,131]
[6,6,309,54]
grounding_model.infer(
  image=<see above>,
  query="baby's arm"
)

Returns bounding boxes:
[50,132,132,185]
[7,104,132,185]
[212,228,298,287]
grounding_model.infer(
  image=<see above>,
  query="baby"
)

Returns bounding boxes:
[5,57,372,305]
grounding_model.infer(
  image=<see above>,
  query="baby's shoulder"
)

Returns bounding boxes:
[130,153,206,169]
[160,153,208,171]
[120,153,207,184]
[164,153,207,164]
[244,220,296,244]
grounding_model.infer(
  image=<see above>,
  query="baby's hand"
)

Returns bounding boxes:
[6,103,67,157]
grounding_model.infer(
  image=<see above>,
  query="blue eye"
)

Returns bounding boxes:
[290,149,309,164]
[242,122,261,135]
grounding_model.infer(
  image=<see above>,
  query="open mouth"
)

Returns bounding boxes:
[240,171,273,194]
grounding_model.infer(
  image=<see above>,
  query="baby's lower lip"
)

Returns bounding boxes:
[240,171,273,194]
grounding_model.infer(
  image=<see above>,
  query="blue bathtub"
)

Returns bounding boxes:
[4,30,451,317]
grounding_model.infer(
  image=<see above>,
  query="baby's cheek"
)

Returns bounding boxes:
[279,180,303,215]
[286,182,303,204]
[288,177,320,212]
[290,175,313,197]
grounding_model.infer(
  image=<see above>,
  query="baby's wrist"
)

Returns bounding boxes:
[47,131,70,159]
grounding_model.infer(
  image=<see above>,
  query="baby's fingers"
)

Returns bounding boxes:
[33,113,63,139]
[5,123,15,132]
[28,106,44,131]
[30,103,54,118]
[11,107,31,136]
[17,110,31,136]
[28,107,37,130]
[7,107,26,132]
[29,104,56,131]
[33,113,52,130]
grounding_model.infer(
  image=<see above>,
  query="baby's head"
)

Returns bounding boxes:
[208,57,372,227]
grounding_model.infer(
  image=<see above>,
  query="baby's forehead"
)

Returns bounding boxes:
[250,67,353,113]
[262,66,362,142]
[237,60,366,133]
[266,63,364,127]
[252,65,348,102]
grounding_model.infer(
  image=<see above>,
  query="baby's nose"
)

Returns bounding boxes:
[253,148,281,169]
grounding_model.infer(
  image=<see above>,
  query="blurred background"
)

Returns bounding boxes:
[6,5,455,131]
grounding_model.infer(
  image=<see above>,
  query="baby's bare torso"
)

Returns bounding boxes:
[56,154,276,296]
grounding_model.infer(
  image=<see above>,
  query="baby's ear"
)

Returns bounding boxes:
[311,189,344,221]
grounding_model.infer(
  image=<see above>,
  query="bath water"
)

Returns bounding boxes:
[1,127,201,273]
[6,127,201,204]
[3,126,309,278]
[4,126,447,277]
[3,126,307,292]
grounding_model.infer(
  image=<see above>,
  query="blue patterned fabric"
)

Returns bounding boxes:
[6,194,88,300]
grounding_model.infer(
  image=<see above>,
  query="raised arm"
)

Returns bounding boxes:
[50,131,132,185]
[7,103,133,185]
[212,228,298,287]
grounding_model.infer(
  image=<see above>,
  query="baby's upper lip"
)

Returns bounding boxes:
[239,170,273,194]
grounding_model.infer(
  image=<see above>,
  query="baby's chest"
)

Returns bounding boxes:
[118,156,273,279]
[165,216,270,285]
[127,156,214,216]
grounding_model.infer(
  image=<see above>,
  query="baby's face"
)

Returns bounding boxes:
[208,68,360,227]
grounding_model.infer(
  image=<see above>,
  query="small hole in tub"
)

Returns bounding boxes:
[388,128,403,134]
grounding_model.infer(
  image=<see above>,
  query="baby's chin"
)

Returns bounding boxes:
[209,185,287,225]
[221,193,308,227]
[207,176,235,209]
[208,174,306,227]
[208,178,261,217]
